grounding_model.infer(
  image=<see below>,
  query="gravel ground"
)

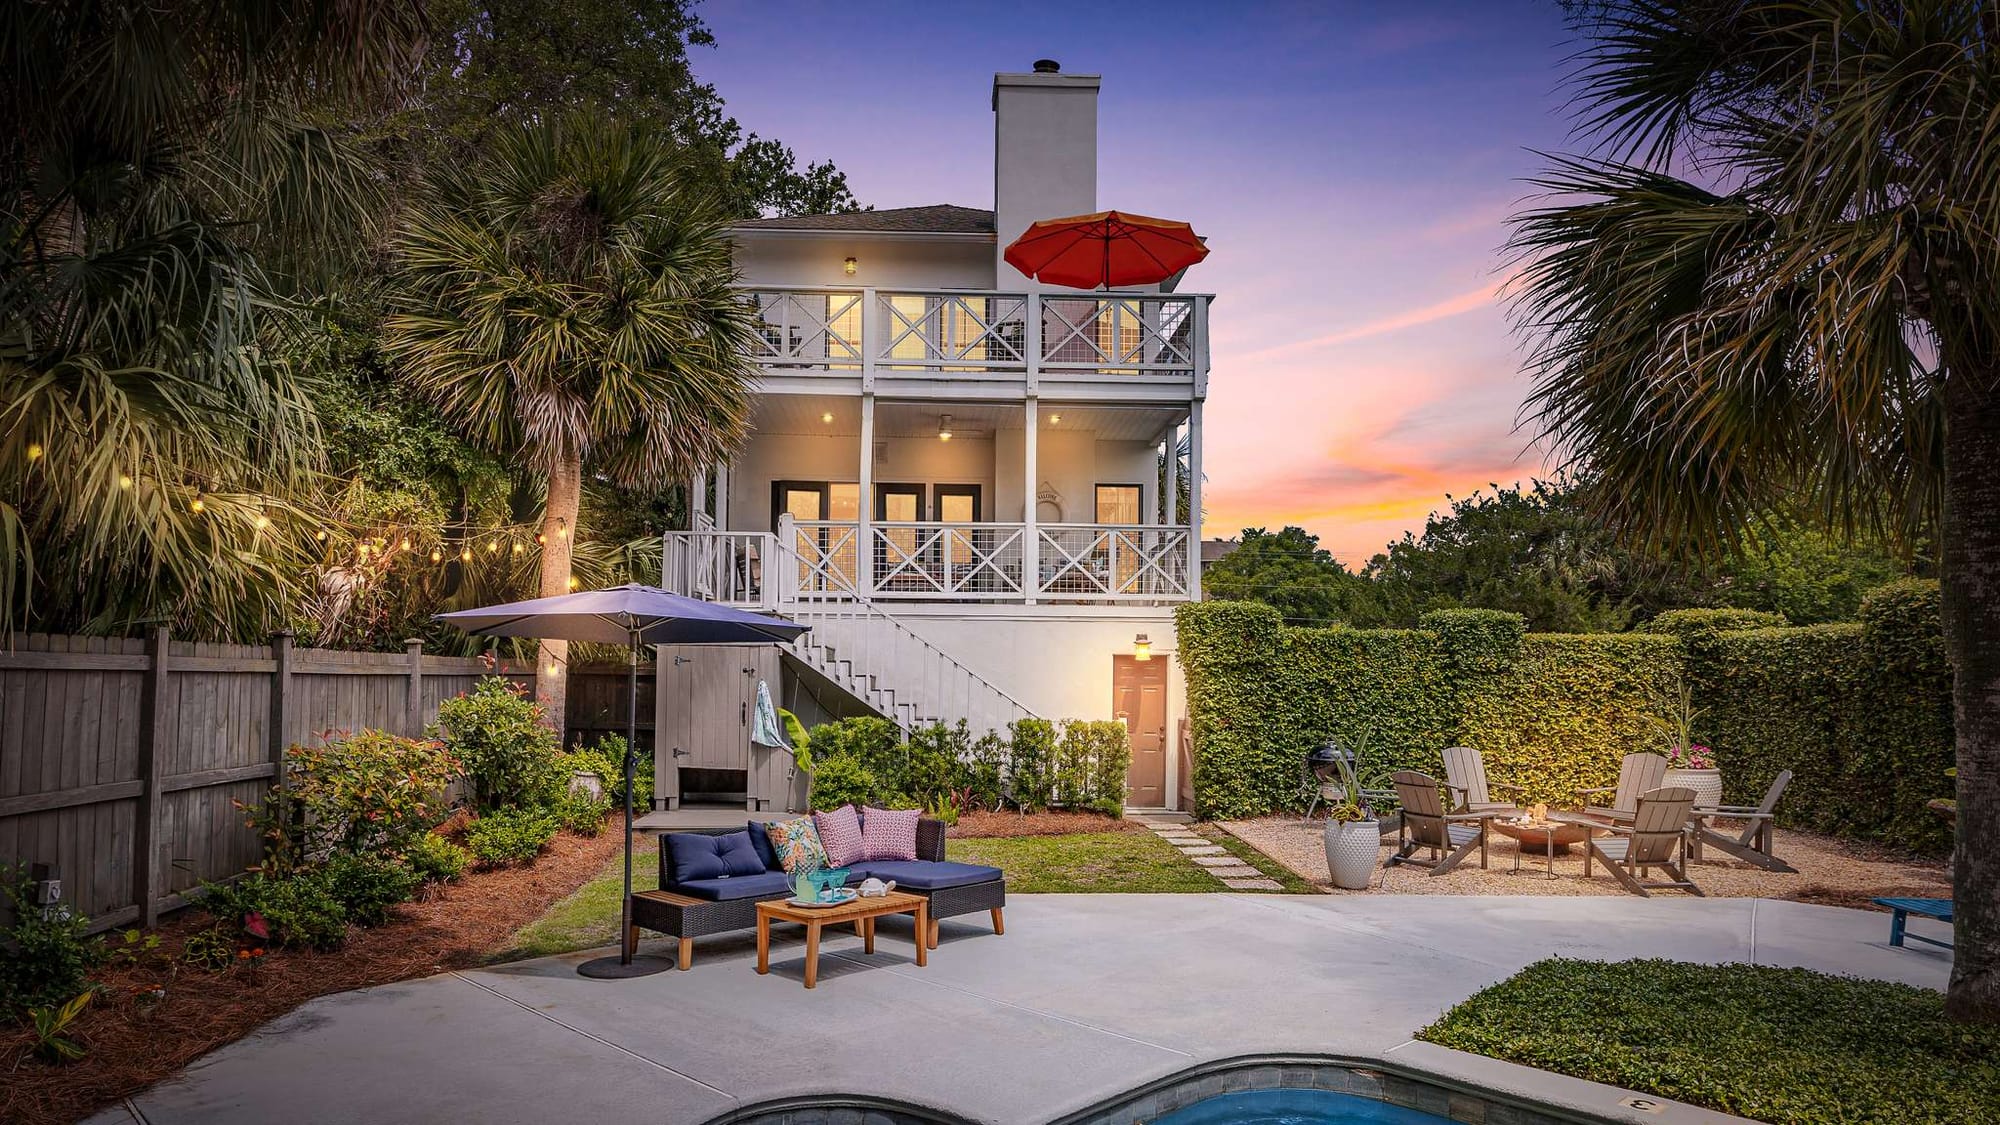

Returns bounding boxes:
[1220,816,1951,903]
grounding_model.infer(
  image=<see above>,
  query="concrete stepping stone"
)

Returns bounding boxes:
[1222,877,1283,891]
[1155,833,1206,844]
[1176,845,1226,856]
[1190,855,1247,867]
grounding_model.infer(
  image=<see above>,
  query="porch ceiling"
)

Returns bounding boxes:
[750,396,1184,441]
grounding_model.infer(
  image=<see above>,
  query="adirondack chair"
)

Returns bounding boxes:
[1440,746,1523,816]
[1577,752,1668,823]
[1386,770,1490,876]
[1583,786,1703,896]
[1688,770,1796,872]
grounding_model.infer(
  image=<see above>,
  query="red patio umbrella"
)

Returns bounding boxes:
[1003,210,1208,289]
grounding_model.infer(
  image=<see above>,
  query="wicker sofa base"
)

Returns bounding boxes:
[631,820,1006,966]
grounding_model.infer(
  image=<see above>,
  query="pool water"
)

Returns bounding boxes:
[1149,1087,1455,1125]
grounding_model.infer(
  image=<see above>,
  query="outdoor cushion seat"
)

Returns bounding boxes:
[671,871,794,902]
[856,860,1003,891]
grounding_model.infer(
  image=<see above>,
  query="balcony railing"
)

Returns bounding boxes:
[741,286,1208,383]
[661,522,1194,607]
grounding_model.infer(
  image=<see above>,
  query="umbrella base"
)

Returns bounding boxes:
[575,954,676,979]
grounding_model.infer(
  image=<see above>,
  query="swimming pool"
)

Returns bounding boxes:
[1146,1086,1454,1125]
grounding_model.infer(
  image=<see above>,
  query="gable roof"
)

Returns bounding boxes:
[732,204,995,235]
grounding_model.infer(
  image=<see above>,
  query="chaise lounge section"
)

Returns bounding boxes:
[626,817,1004,967]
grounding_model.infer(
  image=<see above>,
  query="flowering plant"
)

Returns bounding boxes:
[1668,744,1715,770]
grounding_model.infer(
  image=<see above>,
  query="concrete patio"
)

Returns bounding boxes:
[85,894,1952,1125]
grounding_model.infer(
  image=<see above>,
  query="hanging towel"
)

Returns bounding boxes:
[750,680,789,749]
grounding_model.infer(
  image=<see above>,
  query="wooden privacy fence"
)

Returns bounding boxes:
[0,631,534,933]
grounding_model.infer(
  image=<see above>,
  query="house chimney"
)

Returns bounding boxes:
[993,62,1100,286]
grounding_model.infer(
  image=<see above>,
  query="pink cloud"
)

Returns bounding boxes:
[1235,283,1501,363]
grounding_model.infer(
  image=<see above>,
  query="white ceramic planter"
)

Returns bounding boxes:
[1323,819,1381,890]
[568,769,605,801]
[1663,767,1723,810]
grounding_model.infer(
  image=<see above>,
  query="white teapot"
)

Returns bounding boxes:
[857,877,897,898]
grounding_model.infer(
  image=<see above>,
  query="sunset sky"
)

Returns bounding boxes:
[697,0,1577,565]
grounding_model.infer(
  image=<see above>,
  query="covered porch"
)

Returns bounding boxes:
[666,396,1200,607]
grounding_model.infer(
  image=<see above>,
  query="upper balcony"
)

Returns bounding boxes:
[741,286,1211,402]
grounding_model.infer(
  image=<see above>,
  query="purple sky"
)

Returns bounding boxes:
[696,0,1578,565]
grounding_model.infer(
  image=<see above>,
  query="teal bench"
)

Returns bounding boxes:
[1873,897,1953,950]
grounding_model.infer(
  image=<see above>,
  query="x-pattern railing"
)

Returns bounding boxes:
[878,293,1027,368]
[747,290,862,368]
[870,523,1025,598]
[790,522,859,596]
[1040,296,1197,374]
[1037,525,1191,598]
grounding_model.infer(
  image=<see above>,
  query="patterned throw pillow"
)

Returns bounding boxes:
[764,815,828,875]
[861,806,921,862]
[813,804,866,868]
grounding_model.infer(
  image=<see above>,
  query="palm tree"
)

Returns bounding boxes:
[1511,1,1998,1021]
[1,1,427,636]
[383,114,759,730]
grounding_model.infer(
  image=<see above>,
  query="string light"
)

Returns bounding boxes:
[556,519,568,540]
[460,548,473,562]
[189,497,205,513]
[400,538,411,551]
[118,474,133,490]
[429,549,442,562]
[511,542,523,555]
[536,533,546,545]
[487,539,499,553]
[315,529,327,541]
[254,514,271,529]
[26,443,42,460]
[567,576,579,590]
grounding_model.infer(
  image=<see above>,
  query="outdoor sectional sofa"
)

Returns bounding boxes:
[625,816,1004,969]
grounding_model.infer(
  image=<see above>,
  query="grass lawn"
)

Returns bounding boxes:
[498,850,658,961]
[1418,958,2000,1125]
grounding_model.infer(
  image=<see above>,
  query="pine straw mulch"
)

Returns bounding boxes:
[1,826,623,1125]
[947,809,1138,838]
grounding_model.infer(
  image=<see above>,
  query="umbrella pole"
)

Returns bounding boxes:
[620,630,638,964]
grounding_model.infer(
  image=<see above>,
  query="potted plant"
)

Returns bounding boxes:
[1648,681,1721,809]
[1663,743,1723,810]
[1316,730,1382,890]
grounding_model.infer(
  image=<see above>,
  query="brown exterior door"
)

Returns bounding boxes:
[1114,654,1168,808]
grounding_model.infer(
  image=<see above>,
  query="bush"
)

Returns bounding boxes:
[404,833,471,883]
[1058,720,1131,816]
[433,677,566,812]
[807,717,902,783]
[0,869,102,1019]
[808,755,876,811]
[1007,718,1058,811]
[465,809,559,866]
[1419,958,2000,1125]
[1638,607,1789,637]
[321,852,421,927]
[552,790,612,836]
[960,731,1009,811]
[244,729,459,870]
[202,872,349,951]
[566,734,652,811]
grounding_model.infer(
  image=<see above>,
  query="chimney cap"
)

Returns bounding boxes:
[1032,59,1061,73]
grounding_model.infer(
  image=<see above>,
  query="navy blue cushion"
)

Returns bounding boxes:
[860,860,1003,891]
[666,830,767,881]
[671,871,793,902]
[747,820,780,870]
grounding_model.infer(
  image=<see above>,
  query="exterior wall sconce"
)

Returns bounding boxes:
[1133,633,1152,661]
[843,256,858,276]
[938,414,954,441]
[1049,413,1062,425]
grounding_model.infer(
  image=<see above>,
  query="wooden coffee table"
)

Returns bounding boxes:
[755,889,928,989]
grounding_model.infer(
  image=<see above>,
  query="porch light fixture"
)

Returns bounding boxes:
[937,414,953,441]
[1133,633,1152,661]
[821,411,835,424]
[1049,413,1061,425]
[843,256,858,276]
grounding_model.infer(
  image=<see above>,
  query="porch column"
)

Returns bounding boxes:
[714,461,730,530]
[691,468,708,529]
[1164,423,1180,525]
[1186,400,1203,600]
[857,393,875,598]
[1023,396,1039,605]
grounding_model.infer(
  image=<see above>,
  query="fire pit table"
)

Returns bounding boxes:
[1491,811,1606,878]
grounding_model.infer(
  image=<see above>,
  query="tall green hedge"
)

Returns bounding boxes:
[1177,588,1952,853]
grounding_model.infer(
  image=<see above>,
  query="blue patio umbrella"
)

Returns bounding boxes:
[438,585,809,977]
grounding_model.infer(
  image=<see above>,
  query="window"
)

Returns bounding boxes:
[773,481,860,591]
[1096,484,1142,525]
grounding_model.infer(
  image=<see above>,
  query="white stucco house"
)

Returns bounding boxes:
[657,62,1209,813]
